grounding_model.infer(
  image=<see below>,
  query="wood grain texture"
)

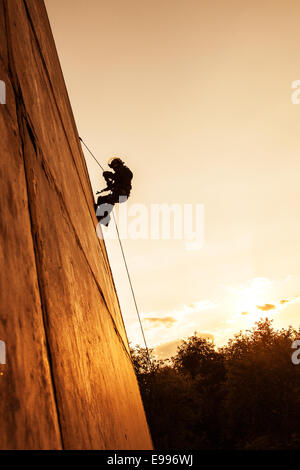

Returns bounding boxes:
[0,0,152,450]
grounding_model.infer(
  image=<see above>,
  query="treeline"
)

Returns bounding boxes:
[130,319,300,450]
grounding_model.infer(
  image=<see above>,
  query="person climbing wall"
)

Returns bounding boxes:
[95,157,133,226]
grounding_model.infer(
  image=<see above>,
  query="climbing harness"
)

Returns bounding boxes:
[79,136,152,366]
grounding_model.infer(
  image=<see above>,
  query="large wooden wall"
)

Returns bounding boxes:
[0,0,152,450]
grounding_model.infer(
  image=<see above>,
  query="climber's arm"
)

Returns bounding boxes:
[103,171,115,182]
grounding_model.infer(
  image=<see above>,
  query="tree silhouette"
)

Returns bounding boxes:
[131,319,300,449]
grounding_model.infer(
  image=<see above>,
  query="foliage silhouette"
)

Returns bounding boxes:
[130,319,300,449]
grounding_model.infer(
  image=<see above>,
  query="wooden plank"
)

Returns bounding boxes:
[0,44,62,450]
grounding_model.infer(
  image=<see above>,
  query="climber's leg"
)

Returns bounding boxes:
[96,202,114,226]
[95,193,125,226]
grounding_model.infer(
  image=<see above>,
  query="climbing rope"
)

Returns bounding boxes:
[79,137,105,171]
[79,136,152,367]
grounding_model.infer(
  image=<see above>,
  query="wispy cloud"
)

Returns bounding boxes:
[141,299,217,329]
[257,303,276,311]
[279,295,300,306]
[144,316,176,328]
[241,295,300,316]
[154,339,181,358]
[154,332,215,359]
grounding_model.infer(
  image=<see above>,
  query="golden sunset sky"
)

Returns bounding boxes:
[45,0,300,358]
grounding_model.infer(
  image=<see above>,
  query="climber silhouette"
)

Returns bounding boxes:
[95,157,133,226]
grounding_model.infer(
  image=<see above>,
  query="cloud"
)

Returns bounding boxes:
[154,332,215,359]
[143,316,176,328]
[281,295,300,306]
[251,295,300,315]
[257,303,276,311]
[230,277,272,295]
[141,299,217,328]
[197,332,215,341]
[268,296,300,309]
[154,339,181,359]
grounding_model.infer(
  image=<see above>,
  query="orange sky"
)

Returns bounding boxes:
[45,0,300,358]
